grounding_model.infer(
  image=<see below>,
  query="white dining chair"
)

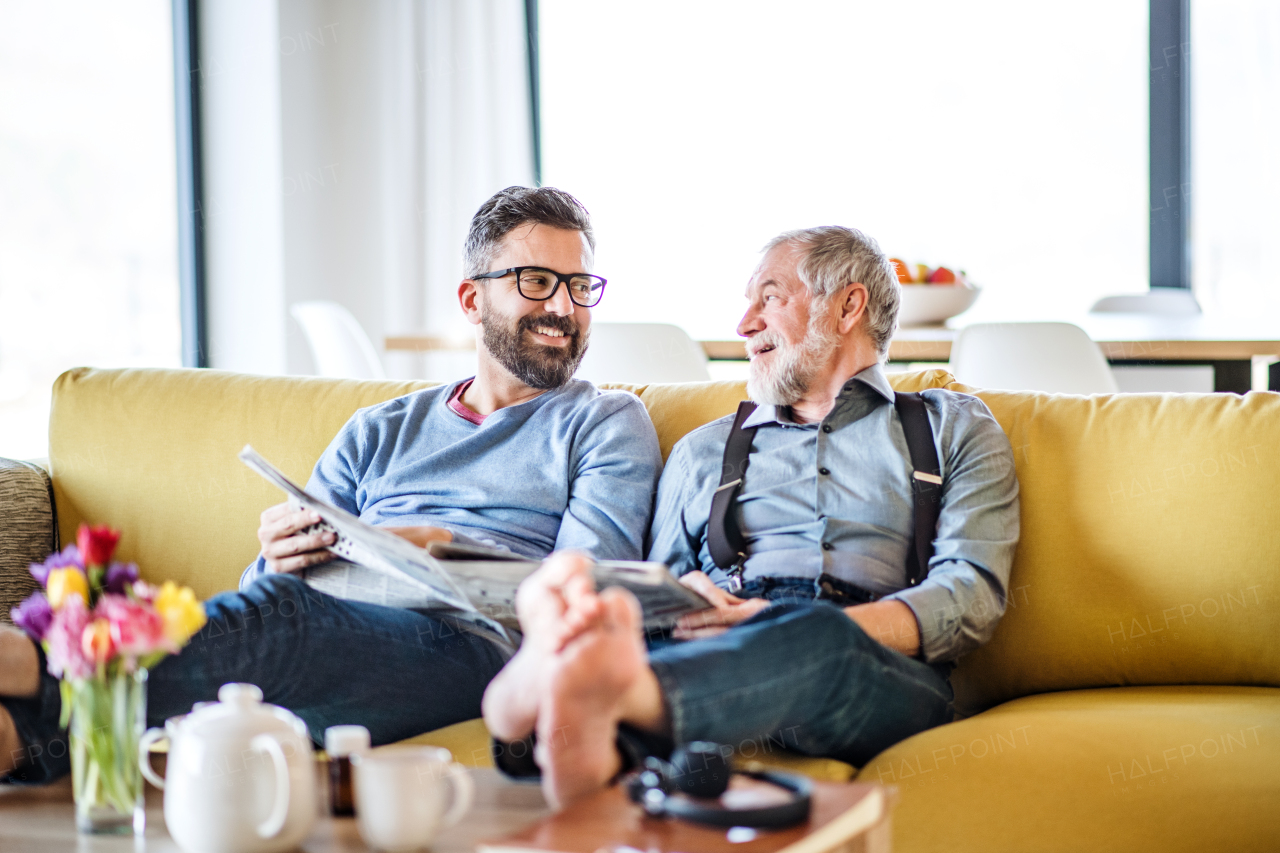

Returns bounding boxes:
[1090,288,1201,315]
[575,323,711,385]
[290,301,387,379]
[949,322,1118,394]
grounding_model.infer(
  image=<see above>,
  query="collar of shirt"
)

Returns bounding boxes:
[447,377,487,425]
[740,363,896,429]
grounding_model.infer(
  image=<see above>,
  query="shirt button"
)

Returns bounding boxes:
[819,467,830,476]
[822,424,832,434]
[822,542,833,551]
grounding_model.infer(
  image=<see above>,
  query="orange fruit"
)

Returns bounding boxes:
[889,258,912,283]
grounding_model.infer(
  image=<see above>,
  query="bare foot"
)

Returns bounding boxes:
[483,552,603,742]
[536,587,645,810]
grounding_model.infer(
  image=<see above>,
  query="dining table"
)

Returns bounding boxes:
[386,309,1280,393]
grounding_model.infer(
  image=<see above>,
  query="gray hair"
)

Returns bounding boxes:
[762,226,900,358]
[463,186,595,278]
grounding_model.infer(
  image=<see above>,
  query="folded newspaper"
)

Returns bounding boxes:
[238,446,710,639]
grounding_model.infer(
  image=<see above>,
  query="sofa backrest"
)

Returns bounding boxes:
[621,373,1280,710]
[48,367,1280,710]
[47,367,956,597]
[951,385,1280,711]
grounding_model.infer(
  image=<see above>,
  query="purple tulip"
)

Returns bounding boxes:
[29,545,83,585]
[103,562,140,594]
[11,593,53,642]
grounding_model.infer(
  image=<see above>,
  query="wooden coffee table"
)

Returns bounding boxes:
[0,763,891,852]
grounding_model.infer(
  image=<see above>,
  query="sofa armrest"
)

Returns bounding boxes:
[0,458,57,624]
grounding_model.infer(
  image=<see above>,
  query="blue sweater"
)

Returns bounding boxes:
[241,379,662,587]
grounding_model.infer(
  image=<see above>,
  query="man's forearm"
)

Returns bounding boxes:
[385,526,455,548]
[843,599,921,658]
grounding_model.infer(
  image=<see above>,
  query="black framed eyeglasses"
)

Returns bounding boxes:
[473,266,607,308]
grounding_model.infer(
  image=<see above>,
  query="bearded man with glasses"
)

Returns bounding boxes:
[0,186,662,784]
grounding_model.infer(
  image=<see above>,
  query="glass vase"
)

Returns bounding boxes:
[68,668,148,834]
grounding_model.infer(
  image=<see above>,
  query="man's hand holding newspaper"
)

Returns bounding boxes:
[256,504,456,575]
[256,504,337,574]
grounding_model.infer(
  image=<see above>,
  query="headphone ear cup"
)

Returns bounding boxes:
[668,741,732,798]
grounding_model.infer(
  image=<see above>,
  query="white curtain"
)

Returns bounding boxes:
[421,1,535,379]
[204,0,534,378]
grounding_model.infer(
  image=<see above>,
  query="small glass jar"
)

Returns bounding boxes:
[324,725,371,817]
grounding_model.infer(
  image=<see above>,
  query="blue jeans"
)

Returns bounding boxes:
[2,574,509,784]
[647,599,955,768]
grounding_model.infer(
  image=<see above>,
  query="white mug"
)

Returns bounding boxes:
[352,746,475,852]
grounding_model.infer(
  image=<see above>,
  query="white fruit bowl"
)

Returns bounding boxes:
[897,284,981,326]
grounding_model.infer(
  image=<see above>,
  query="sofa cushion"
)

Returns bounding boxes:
[949,388,1280,712]
[854,685,1280,853]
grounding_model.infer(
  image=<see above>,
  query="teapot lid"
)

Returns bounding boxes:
[179,683,308,742]
[219,682,263,706]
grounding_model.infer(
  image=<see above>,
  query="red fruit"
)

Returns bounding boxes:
[888,258,913,283]
[77,524,121,568]
[927,266,957,284]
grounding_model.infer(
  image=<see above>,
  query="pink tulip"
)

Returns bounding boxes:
[97,594,171,656]
[45,596,93,680]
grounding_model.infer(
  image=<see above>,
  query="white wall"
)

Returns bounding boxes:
[201,0,533,379]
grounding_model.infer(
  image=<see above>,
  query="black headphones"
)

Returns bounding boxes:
[624,741,812,829]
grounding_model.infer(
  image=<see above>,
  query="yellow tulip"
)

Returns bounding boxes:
[155,582,207,645]
[46,568,89,610]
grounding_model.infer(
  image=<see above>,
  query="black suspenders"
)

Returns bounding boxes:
[706,392,942,591]
[707,401,760,575]
[893,392,943,587]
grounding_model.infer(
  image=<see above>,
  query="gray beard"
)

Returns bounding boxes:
[746,318,837,406]
[479,297,590,390]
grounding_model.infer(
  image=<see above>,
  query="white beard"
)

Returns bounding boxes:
[746,313,838,406]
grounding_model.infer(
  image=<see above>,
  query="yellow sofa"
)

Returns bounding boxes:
[7,366,1279,851]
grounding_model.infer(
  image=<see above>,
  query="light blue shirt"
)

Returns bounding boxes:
[646,364,1019,663]
[242,378,663,587]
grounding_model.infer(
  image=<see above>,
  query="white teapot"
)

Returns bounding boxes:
[139,683,317,853]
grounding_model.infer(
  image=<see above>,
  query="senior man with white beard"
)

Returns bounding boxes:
[482,226,1020,808]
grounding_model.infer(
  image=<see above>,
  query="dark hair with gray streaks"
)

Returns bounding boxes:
[762,226,900,358]
[463,186,595,278]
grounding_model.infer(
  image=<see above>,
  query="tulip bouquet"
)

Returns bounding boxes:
[10,524,206,834]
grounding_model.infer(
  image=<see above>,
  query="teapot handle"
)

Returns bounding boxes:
[251,734,292,839]
[138,727,167,789]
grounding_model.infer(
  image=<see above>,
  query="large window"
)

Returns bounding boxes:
[0,0,181,459]
[540,1,1149,340]
[1193,0,1280,313]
